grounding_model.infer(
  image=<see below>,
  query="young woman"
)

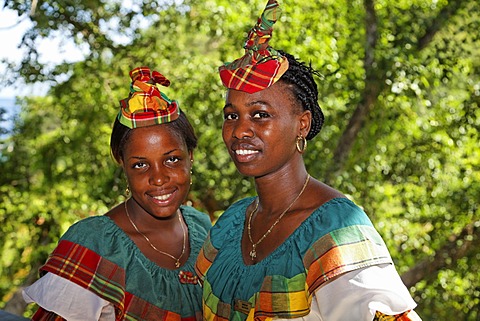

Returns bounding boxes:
[195,1,421,320]
[23,66,211,320]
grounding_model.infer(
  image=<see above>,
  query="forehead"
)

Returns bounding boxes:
[124,125,186,154]
[225,81,295,108]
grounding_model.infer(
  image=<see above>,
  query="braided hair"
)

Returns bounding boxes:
[277,50,324,140]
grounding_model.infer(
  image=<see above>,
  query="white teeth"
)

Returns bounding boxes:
[153,194,171,201]
[235,149,258,155]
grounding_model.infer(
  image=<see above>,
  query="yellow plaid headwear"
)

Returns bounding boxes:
[118,67,180,128]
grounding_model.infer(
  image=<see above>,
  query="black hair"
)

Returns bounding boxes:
[110,109,198,164]
[277,50,324,140]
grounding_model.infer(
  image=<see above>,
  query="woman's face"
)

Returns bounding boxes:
[121,125,193,219]
[222,81,308,178]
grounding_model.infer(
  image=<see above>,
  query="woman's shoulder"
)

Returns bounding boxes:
[288,197,376,255]
[224,197,254,214]
[325,197,372,225]
[214,197,254,226]
[306,177,374,229]
[207,197,254,243]
[60,215,128,253]
[62,215,114,236]
[181,205,211,225]
[180,205,212,239]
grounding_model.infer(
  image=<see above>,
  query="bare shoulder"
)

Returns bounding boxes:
[104,202,126,225]
[305,177,346,211]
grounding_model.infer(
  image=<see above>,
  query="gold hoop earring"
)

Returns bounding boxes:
[190,170,193,186]
[296,135,307,153]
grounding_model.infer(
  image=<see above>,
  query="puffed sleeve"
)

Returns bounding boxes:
[23,272,115,321]
[274,264,420,321]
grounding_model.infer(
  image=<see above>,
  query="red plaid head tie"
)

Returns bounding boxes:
[219,0,289,94]
[118,66,180,129]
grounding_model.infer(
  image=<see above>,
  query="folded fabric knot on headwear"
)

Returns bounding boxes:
[118,66,180,128]
[219,0,289,94]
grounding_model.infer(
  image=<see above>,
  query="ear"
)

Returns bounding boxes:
[188,151,194,165]
[119,159,128,175]
[299,110,312,138]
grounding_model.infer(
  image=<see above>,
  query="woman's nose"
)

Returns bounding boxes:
[232,118,254,139]
[149,166,168,185]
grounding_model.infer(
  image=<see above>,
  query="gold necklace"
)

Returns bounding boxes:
[247,174,310,261]
[124,200,186,268]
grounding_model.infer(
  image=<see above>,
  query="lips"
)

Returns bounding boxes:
[235,149,259,156]
[152,193,173,201]
[231,144,260,163]
[149,190,176,205]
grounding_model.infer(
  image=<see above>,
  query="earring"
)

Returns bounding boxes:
[296,135,307,153]
[189,159,194,185]
[125,185,130,196]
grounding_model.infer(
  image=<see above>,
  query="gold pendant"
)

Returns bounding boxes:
[175,260,181,268]
[249,244,257,260]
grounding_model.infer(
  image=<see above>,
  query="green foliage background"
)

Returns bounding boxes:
[1,0,479,319]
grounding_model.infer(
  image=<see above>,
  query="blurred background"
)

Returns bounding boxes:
[0,0,479,319]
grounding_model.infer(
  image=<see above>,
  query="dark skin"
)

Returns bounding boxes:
[223,81,344,265]
[107,125,194,269]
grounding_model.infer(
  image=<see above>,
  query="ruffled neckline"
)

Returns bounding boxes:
[97,205,203,274]
[225,197,353,268]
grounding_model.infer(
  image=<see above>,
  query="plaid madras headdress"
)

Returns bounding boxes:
[219,0,288,94]
[118,66,180,128]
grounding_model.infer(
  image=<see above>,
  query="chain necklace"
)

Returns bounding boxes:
[124,200,186,268]
[247,174,310,261]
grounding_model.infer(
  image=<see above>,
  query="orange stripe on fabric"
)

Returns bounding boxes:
[306,240,391,292]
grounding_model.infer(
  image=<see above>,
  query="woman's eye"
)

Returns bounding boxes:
[224,113,237,120]
[253,111,269,119]
[166,156,180,164]
[132,162,147,169]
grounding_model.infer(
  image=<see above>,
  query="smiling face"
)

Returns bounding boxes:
[121,125,193,219]
[222,81,310,178]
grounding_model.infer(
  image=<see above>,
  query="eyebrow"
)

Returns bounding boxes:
[223,100,268,110]
[127,149,179,160]
[163,149,179,155]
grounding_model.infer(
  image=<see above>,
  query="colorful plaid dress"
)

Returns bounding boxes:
[195,197,420,321]
[24,205,211,321]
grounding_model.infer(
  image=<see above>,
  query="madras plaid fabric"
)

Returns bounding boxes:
[32,307,65,321]
[374,310,423,321]
[304,224,393,293]
[38,240,189,321]
[218,0,289,94]
[252,273,311,319]
[197,224,393,320]
[118,66,180,129]
[194,235,216,285]
[202,281,231,321]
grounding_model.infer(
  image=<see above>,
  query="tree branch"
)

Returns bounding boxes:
[325,0,381,182]
[325,0,469,182]
[417,0,467,51]
[401,219,480,288]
